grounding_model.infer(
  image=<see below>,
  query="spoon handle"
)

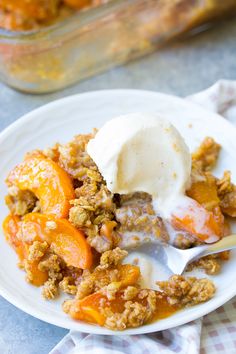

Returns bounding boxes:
[203,234,236,257]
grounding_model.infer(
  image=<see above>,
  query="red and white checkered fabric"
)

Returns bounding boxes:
[50,80,236,354]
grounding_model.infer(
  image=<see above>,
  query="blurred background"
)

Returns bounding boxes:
[0,1,236,353]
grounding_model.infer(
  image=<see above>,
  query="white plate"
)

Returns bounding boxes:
[1,90,236,335]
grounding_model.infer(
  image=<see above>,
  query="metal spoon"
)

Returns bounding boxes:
[120,232,236,274]
[164,234,236,274]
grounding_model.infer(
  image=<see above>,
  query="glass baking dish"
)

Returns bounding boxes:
[0,0,235,94]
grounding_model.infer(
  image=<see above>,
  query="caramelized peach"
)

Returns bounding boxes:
[186,176,225,241]
[3,214,25,261]
[69,266,140,325]
[69,291,130,325]
[187,175,220,211]
[25,260,49,287]
[3,214,48,285]
[117,264,140,287]
[0,0,59,21]
[7,155,75,218]
[91,264,140,291]
[69,292,107,325]
[218,250,230,261]
[20,213,92,269]
[172,198,223,243]
[68,289,176,326]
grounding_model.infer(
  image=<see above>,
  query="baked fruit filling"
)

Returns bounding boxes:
[0,0,110,31]
[3,129,235,330]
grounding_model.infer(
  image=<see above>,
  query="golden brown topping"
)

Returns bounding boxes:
[100,282,121,300]
[157,275,216,306]
[67,288,161,330]
[122,286,139,300]
[192,137,221,171]
[186,255,221,275]
[5,187,37,216]
[59,276,77,295]
[217,171,233,196]
[75,256,140,303]
[104,301,148,330]
[28,241,48,262]
[4,133,226,330]
[69,205,92,228]
[42,279,59,300]
[76,274,95,300]
[39,254,64,281]
[217,171,236,217]
[173,233,198,249]
[99,248,128,270]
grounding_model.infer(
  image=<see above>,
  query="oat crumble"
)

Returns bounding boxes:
[3,133,232,330]
[157,275,216,306]
[192,137,221,172]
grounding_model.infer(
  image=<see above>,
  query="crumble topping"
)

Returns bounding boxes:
[3,133,232,330]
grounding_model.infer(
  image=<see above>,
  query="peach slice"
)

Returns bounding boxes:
[187,175,220,210]
[20,213,92,269]
[3,214,25,261]
[25,261,49,287]
[0,0,58,21]
[91,264,140,290]
[171,198,223,243]
[185,176,225,242]
[68,265,140,325]
[7,155,75,218]
[3,214,48,286]
[69,292,108,325]
[68,289,176,326]
[117,264,140,287]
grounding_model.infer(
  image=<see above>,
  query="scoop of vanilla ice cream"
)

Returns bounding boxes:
[87,113,191,211]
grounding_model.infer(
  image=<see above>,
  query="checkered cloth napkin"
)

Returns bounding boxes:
[50,80,236,354]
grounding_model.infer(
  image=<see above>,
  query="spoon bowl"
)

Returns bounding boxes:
[124,235,236,275]
[164,234,236,274]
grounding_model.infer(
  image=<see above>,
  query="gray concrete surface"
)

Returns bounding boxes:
[0,18,236,354]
